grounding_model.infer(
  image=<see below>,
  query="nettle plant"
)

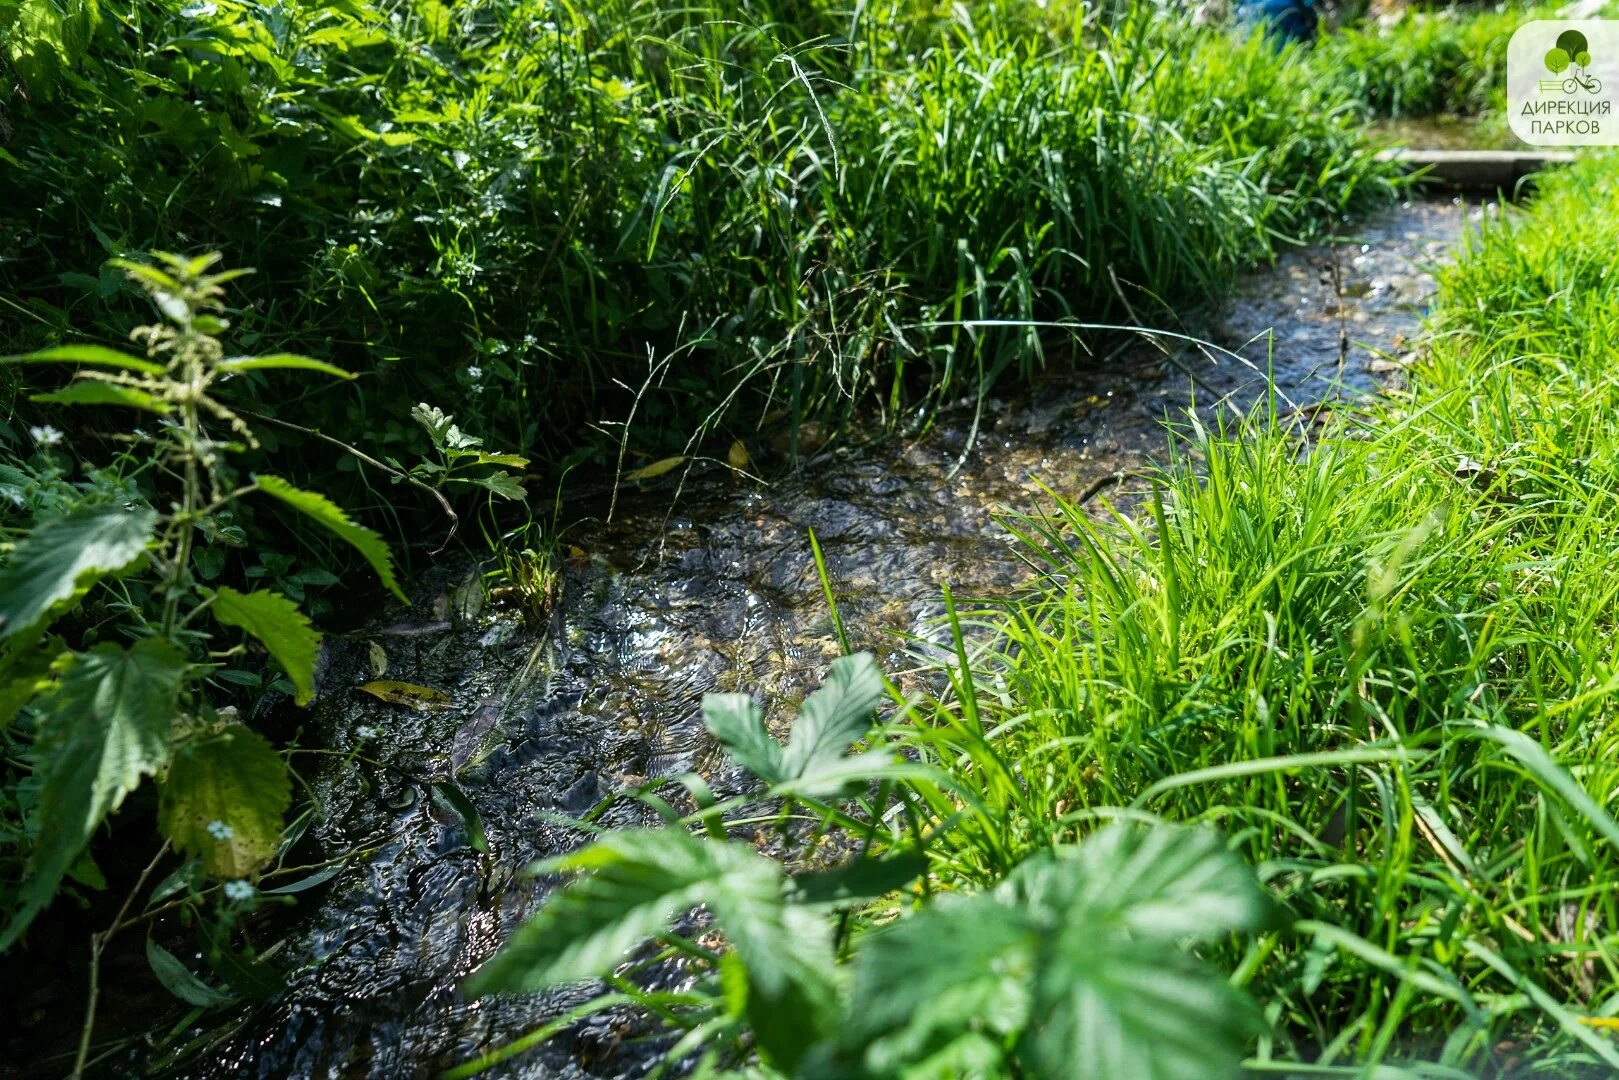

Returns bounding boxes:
[0,255,404,954]
[457,654,1279,1080]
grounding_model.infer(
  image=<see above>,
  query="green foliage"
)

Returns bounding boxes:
[158,725,291,878]
[0,503,157,643]
[0,254,398,970]
[0,0,1396,477]
[1,639,188,948]
[254,475,407,603]
[461,658,1273,1079]
[1316,6,1552,120]
[210,587,319,705]
[827,826,1273,1079]
[703,652,883,797]
[901,153,1619,1071]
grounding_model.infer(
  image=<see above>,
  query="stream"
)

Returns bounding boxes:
[159,194,1472,1079]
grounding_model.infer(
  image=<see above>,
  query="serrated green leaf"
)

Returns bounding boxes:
[30,380,172,413]
[466,829,835,1067]
[701,693,783,782]
[0,639,188,949]
[0,635,65,728]
[1,343,166,375]
[469,472,527,501]
[158,725,291,878]
[211,587,320,706]
[253,475,406,603]
[146,937,235,1008]
[831,824,1268,1080]
[702,652,883,798]
[781,652,884,780]
[0,503,157,642]
[215,354,354,379]
[1001,822,1280,942]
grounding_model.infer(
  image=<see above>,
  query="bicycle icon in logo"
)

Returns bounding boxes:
[1540,29,1603,93]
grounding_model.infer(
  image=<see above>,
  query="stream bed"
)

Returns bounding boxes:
[163,195,1473,1079]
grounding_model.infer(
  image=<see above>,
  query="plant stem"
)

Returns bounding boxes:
[74,843,170,1078]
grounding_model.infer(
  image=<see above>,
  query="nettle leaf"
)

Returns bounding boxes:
[211,587,320,706]
[215,354,354,379]
[0,503,158,642]
[30,380,172,413]
[829,824,1269,1080]
[2,343,167,375]
[467,829,835,1068]
[781,652,884,779]
[701,693,784,782]
[1002,822,1280,942]
[159,724,292,878]
[702,652,884,797]
[0,639,188,948]
[254,475,406,603]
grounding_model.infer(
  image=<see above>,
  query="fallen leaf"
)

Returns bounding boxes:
[358,680,452,711]
[727,440,750,471]
[367,641,389,679]
[625,456,686,482]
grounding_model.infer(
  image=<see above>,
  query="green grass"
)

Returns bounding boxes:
[0,0,1395,493]
[1318,5,1529,119]
[903,155,1619,1073]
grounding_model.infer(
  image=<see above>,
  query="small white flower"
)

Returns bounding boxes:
[356,725,378,740]
[206,820,234,840]
[466,366,484,381]
[224,880,254,902]
[29,425,63,447]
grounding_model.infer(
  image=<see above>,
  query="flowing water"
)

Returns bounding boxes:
[118,195,1476,1079]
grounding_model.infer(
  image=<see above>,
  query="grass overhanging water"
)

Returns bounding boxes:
[6,0,1619,1076]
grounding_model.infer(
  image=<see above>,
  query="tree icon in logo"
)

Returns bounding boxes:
[1542,29,1602,92]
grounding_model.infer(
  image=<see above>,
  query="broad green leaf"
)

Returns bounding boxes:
[830,824,1268,1080]
[410,402,453,449]
[1003,822,1279,942]
[0,639,188,948]
[254,475,406,603]
[30,380,171,413]
[702,653,884,797]
[146,937,235,1008]
[1,343,166,375]
[1018,930,1260,1080]
[836,899,1037,1076]
[466,829,835,1066]
[211,587,320,706]
[0,503,157,642]
[701,693,784,783]
[781,652,884,780]
[216,354,354,379]
[158,725,291,878]
[470,472,527,501]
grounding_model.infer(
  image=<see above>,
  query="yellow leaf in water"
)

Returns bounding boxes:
[727,440,750,471]
[625,456,685,482]
[367,641,389,679]
[359,680,452,711]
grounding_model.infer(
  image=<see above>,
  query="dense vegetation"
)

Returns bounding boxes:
[8,0,1617,1076]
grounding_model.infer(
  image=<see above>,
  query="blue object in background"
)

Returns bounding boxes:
[1237,0,1318,43]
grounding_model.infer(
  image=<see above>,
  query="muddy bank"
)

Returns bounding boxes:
[93,196,1476,1079]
